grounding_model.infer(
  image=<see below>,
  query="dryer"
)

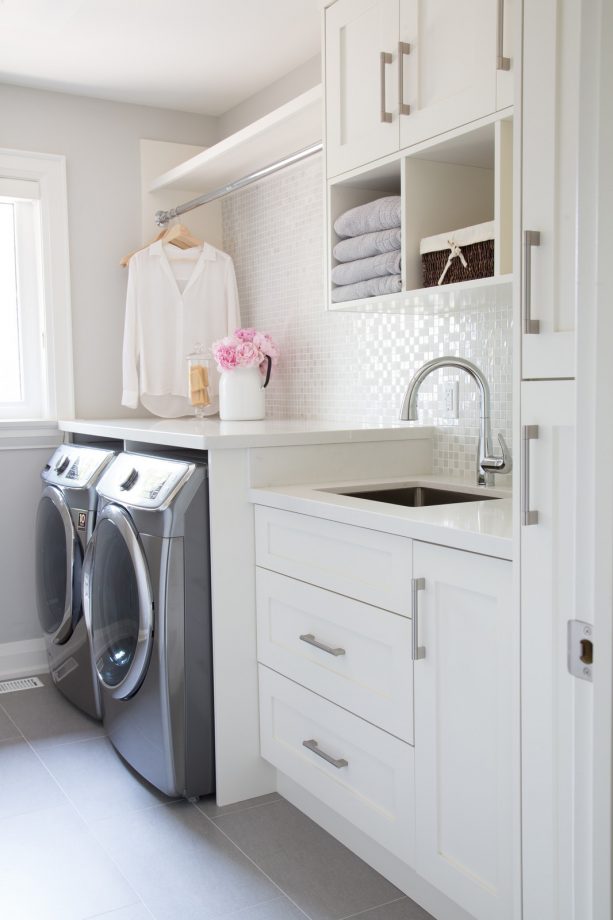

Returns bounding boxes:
[83,451,215,799]
[35,444,115,719]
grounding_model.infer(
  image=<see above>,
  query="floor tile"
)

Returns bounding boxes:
[197,792,281,819]
[0,805,138,920]
[0,681,105,751]
[0,703,22,741]
[0,737,67,819]
[39,736,172,823]
[214,800,403,920]
[82,904,152,920]
[92,800,280,920]
[221,897,307,920]
[345,897,435,920]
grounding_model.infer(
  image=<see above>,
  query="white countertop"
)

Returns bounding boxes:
[58,417,434,450]
[249,475,513,560]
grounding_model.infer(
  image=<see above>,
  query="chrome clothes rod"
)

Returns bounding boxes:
[155,141,323,227]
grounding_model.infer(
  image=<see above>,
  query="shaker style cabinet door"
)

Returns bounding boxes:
[521,0,580,379]
[412,541,516,920]
[398,0,500,152]
[325,0,399,178]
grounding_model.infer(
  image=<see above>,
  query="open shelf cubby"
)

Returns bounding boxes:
[326,115,513,314]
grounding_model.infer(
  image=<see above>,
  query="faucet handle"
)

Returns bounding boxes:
[481,433,513,475]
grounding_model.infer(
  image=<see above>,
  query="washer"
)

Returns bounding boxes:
[83,451,215,799]
[35,444,115,719]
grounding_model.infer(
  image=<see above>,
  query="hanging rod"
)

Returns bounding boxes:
[155,141,323,227]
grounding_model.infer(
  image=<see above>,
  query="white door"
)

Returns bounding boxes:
[398,0,498,151]
[521,0,580,379]
[520,380,591,920]
[325,0,399,178]
[413,541,516,920]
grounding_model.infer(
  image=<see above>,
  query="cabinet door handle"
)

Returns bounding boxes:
[497,0,511,70]
[398,42,411,115]
[303,739,348,769]
[299,633,346,657]
[523,230,541,334]
[522,425,539,526]
[380,51,393,123]
[411,577,426,660]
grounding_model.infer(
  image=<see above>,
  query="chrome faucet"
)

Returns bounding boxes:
[400,356,512,487]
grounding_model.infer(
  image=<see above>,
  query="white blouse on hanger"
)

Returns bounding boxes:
[122,239,241,418]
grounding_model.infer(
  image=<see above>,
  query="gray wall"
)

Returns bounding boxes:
[0,83,217,418]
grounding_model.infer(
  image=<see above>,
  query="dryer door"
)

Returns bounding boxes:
[85,504,154,700]
[35,486,81,645]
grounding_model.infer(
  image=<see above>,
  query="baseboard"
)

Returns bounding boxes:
[0,638,49,680]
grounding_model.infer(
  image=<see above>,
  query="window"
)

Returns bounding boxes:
[0,150,74,424]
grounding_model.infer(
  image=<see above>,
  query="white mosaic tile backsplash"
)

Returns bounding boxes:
[222,155,513,481]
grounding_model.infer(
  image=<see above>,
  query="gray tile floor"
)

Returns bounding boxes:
[0,676,433,920]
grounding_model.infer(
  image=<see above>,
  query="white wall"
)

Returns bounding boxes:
[0,83,217,418]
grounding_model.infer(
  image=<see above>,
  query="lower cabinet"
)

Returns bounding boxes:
[412,542,514,920]
[255,506,515,920]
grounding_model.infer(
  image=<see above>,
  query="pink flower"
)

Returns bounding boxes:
[235,341,260,367]
[234,328,257,343]
[253,332,280,364]
[211,340,238,372]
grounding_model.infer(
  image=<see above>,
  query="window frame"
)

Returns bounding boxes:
[0,148,74,428]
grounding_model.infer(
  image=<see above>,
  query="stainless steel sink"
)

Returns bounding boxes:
[324,485,502,508]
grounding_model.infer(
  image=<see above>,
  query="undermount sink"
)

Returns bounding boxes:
[323,485,503,508]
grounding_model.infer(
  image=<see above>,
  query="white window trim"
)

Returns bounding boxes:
[0,148,74,430]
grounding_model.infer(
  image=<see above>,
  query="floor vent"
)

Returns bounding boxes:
[0,676,44,694]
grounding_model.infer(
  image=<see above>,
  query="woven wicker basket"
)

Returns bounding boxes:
[420,221,495,288]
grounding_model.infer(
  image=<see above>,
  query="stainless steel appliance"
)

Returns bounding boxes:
[35,444,115,718]
[83,451,214,799]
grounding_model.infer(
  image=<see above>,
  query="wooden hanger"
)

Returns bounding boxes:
[120,223,203,268]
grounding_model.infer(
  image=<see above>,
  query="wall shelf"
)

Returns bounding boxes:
[329,274,513,315]
[150,85,322,195]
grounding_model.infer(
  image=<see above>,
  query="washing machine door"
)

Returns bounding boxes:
[35,485,82,645]
[84,504,154,700]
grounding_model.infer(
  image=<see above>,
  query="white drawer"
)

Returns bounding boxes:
[256,568,414,743]
[259,665,415,864]
[254,506,413,615]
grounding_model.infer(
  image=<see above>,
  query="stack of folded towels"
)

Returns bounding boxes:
[331,195,402,304]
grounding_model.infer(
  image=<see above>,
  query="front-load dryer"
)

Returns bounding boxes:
[83,451,214,799]
[35,444,115,719]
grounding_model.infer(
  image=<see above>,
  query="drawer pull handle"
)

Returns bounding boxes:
[497,0,511,70]
[398,41,411,115]
[380,51,393,123]
[522,425,539,525]
[523,230,541,334]
[411,577,426,660]
[299,633,346,657]
[303,739,348,769]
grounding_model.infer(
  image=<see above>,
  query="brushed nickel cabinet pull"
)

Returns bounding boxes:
[398,41,411,115]
[522,425,539,526]
[411,577,426,660]
[497,0,511,70]
[380,51,393,123]
[299,633,346,657]
[523,230,541,334]
[303,739,348,769]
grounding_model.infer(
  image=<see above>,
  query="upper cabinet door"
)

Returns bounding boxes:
[398,0,499,151]
[521,0,579,379]
[325,0,399,178]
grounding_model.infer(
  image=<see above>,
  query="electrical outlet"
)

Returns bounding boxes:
[443,381,459,419]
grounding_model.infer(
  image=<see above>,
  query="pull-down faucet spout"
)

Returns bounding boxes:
[400,356,512,487]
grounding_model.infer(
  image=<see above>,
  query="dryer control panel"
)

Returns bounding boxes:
[42,445,115,489]
[96,453,194,511]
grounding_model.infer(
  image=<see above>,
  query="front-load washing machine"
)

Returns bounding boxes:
[35,444,115,718]
[83,451,214,799]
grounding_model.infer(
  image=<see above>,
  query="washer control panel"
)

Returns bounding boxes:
[42,446,115,489]
[96,453,194,510]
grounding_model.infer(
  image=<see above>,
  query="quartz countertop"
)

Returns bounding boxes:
[249,474,513,560]
[58,417,434,450]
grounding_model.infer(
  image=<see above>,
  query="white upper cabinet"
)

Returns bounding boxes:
[413,541,516,920]
[521,0,579,379]
[325,0,512,179]
[325,0,399,178]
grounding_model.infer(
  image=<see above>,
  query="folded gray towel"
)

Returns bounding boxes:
[331,274,402,304]
[334,196,401,238]
[331,250,401,286]
[333,227,402,262]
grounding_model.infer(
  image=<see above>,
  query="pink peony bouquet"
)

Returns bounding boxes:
[211,328,280,376]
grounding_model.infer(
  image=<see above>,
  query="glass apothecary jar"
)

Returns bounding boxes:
[187,346,212,419]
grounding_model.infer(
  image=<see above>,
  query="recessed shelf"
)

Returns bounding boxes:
[150,85,322,195]
[328,274,513,315]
